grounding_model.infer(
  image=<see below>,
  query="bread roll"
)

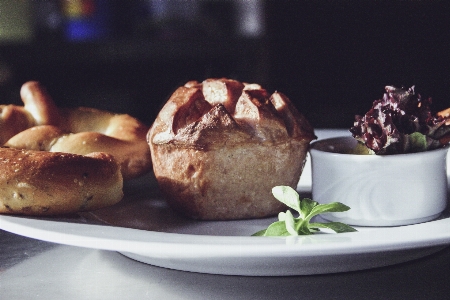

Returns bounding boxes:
[148,78,315,220]
[0,148,123,215]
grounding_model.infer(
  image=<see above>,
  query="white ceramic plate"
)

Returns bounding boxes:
[1,129,449,276]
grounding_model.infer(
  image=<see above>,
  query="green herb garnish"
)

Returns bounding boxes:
[253,186,357,236]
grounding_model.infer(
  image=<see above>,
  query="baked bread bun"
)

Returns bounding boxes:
[0,148,123,215]
[148,78,315,220]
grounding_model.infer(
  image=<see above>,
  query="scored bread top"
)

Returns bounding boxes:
[149,78,316,150]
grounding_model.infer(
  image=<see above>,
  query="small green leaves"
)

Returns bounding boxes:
[407,132,428,152]
[349,142,374,155]
[272,186,301,212]
[253,186,357,237]
[259,221,290,236]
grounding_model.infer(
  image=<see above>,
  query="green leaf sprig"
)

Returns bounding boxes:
[253,186,357,236]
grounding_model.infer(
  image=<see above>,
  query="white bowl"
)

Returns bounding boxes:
[310,136,449,226]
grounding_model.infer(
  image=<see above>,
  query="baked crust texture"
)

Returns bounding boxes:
[1,81,151,180]
[148,78,315,220]
[0,149,123,215]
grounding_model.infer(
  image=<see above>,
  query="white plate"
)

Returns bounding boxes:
[1,129,449,276]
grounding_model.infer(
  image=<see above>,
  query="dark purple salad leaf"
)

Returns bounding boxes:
[350,86,450,154]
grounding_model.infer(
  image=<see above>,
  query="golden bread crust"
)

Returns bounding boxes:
[2,82,151,180]
[148,78,315,220]
[0,148,123,215]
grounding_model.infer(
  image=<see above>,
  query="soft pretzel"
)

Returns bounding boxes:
[0,82,60,144]
[0,148,123,215]
[2,81,152,180]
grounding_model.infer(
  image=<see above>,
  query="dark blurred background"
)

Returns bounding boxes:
[1,0,448,128]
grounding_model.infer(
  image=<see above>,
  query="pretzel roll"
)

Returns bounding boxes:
[0,105,35,145]
[148,78,316,220]
[20,81,61,126]
[0,82,60,146]
[2,81,152,180]
[0,148,123,215]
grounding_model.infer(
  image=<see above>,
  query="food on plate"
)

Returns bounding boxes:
[253,186,357,236]
[350,85,450,154]
[148,78,316,220]
[0,148,123,215]
[1,81,152,179]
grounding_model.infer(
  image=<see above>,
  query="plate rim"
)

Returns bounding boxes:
[1,209,450,258]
